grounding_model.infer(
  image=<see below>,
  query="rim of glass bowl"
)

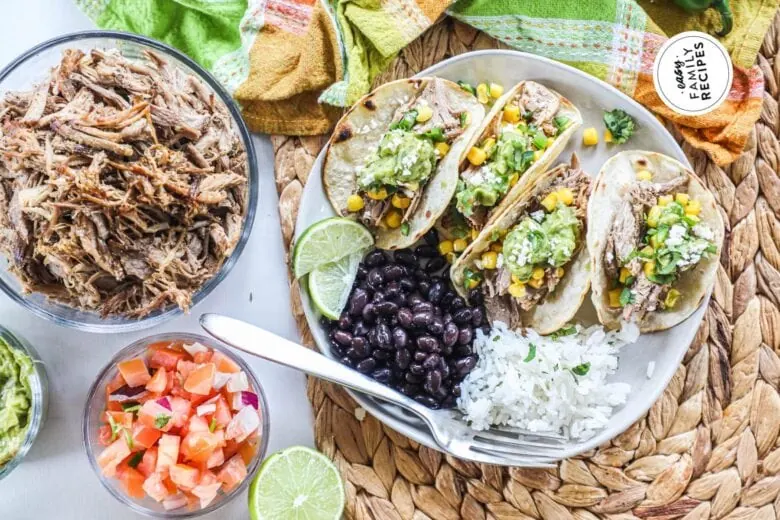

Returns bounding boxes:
[0,31,258,333]
[0,324,49,482]
[82,333,270,518]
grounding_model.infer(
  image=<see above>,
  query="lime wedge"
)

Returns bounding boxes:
[292,218,373,279]
[249,446,344,520]
[308,252,361,320]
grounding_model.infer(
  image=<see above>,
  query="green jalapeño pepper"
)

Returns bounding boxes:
[674,0,733,37]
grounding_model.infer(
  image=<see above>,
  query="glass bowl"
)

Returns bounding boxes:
[0,325,49,482]
[0,31,258,333]
[82,333,269,518]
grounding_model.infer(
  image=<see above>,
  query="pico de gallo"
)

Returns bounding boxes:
[95,340,263,511]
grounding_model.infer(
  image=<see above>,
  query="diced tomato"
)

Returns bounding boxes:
[223,439,239,461]
[188,415,209,433]
[118,466,145,499]
[146,368,168,393]
[184,363,215,396]
[118,358,151,388]
[192,470,222,508]
[238,435,260,466]
[143,472,170,502]
[105,372,126,405]
[156,434,180,472]
[138,447,158,477]
[98,424,113,447]
[192,351,213,364]
[149,344,187,371]
[105,411,133,430]
[217,455,247,493]
[97,439,132,478]
[177,360,198,380]
[138,400,174,432]
[206,448,224,469]
[213,397,232,430]
[169,396,192,428]
[211,351,241,373]
[132,422,163,449]
[182,431,222,463]
[163,476,179,495]
[170,464,200,491]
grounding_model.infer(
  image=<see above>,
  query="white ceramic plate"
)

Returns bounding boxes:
[296,50,705,461]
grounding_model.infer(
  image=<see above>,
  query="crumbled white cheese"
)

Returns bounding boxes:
[665,224,687,247]
[692,224,714,241]
[496,253,504,269]
[678,241,709,269]
[530,210,545,223]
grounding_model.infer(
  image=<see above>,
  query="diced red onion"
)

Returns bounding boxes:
[226,406,260,442]
[196,403,217,416]
[212,371,231,390]
[162,493,187,511]
[183,342,209,357]
[226,371,249,392]
[231,391,258,411]
[156,397,172,411]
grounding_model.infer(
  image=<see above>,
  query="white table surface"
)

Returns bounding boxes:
[0,2,315,518]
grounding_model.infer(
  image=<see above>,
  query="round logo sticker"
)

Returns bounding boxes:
[653,31,732,116]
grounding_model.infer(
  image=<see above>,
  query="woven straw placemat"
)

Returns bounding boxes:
[271,15,780,519]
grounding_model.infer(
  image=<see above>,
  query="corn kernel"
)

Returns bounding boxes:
[467,146,487,166]
[491,242,503,253]
[476,83,490,104]
[675,193,690,205]
[540,192,558,211]
[481,137,496,153]
[445,252,457,264]
[532,267,545,280]
[415,104,433,123]
[366,187,388,200]
[503,105,520,123]
[636,169,653,181]
[643,260,656,276]
[664,288,681,309]
[508,283,526,298]
[438,240,454,256]
[509,173,519,187]
[481,251,498,269]
[555,267,565,278]
[488,83,504,99]
[658,195,673,206]
[685,199,701,216]
[347,194,364,212]
[619,267,631,284]
[545,136,555,149]
[604,129,613,143]
[466,277,480,289]
[608,288,623,308]
[583,127,598,146]
[385,210,402,229]
[647,205,662,228]
[556,188,574,205]
[434,141,450,157]
[471,228,479,241]
[528,277,544,289]
[391,193,410,209]
[511,274,522,284]
[533,149,544,162]
[641,245,655,257]
[453,238,468,253]
[649,233,663,250]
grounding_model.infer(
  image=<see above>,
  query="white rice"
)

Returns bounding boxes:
[457,321,640,440]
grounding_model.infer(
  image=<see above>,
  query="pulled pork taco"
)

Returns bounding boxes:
[323,78,485,250]
[587,151,724,332]
[437,81,582,241]
[451,156,591,334]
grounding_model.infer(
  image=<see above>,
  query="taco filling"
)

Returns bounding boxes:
[453,83,573,230]
[465,163,590,328]
[603,174,718,321]
[346,79,468,233]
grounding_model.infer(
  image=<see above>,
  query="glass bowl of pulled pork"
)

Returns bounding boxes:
[0,32,257,332]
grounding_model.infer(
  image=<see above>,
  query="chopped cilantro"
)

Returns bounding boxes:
[550,325,577,339]
[553,116,571,135]
[421,127,446,142]
[572,362,591,376]
[603,109,635,144]
[107,414,121,442]
[390,110,418,131]
[400,222,410,236]
[121,401,141,413]
[209,418,218,433]
[127,451,144,468]
[123,429,134,450]
[619,287,634,307]
[463,268,482,290]
[524,343,537,362]
[459,112,469,127]
[457,81,476,96]
[154,414,171,429]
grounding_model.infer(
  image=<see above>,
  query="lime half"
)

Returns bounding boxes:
[292,218,373,279]
[308,252,361,320]
[249,446,344,520]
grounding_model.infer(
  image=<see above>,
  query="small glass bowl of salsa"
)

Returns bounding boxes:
[83,333,269,517]
[0,325,49,482]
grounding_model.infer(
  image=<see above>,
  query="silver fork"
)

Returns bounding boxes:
[200,313,580,467]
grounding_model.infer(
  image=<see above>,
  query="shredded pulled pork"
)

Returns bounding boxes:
[0,48,248,318]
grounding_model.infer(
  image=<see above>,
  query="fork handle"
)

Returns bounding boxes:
[200,313,424,414]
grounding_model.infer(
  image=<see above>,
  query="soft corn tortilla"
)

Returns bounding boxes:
[322,78,485,250]
[587,151,725,332]
[437,81,582,239]
[451,160,591,335]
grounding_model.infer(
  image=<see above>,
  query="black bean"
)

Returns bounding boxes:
[414,395,439,408]
[371,291,385,303]
[412,312,433,327]
[422,354,441,371]
[375,301,398,315]
[372,368,391,383]
[399,277,417,292]
[339,356,354,368]
[407,294,423,307]
[452,308,472,325]
[455,355,477,375]
[417,335,439,352]
[395,249,418,266]
[353,320,369,337]
[356,265,368,280]
[443,322,459,347]
[443,312,453,324]
[405,372,424,384]
[330,344,345,358]
[394,349,411,370]
[390,294,406,307]
[439,360,451,380]
[409,362,425,376]
[392,327,408,348]
[424,370,442,394]
[372,349,391,361]
[427,316,444,335]
[418,280,431,294]
[423,228,439,246]
[397,308,413,328]
[333,330,352,346]
[361,303,376,323]
[452,386,461,398]
[471,307,484,326]
[350,336,369,357]
[450,296,466,310]
[365,250,386,266]
[356,358,376,373]
[427,281,444,303]
[367,268,384,288]
[385,281,400,297]
[413,351,428,362]
[412,302,434,314]
[440,291,454,309]
[367,327,380,347]
[348,288,368,316]
[382,264,404,281]
[376,323,391,349]
[458,328,473,345]
[337,314,352,330]
[401,383,421,396]
[415,245,438,258]
[453,345,472,358]
[426,256,446,273]
[468,288,484,305]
